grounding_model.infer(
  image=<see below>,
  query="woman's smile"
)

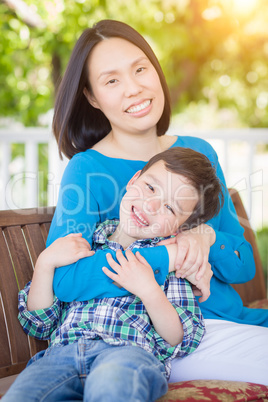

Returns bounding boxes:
[125,99,152,115]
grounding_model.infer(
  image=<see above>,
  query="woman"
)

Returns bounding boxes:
[48,20,268,385]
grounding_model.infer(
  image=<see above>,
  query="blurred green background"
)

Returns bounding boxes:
[1,0,268,128]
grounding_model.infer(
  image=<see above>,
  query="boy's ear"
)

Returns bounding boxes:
[126,170,141,190]
[83,87,100,110]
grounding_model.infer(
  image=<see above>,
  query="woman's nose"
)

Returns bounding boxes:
[124,76,142,97]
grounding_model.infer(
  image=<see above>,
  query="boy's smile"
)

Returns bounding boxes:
[131,206,149,227]
[109,161,199,248]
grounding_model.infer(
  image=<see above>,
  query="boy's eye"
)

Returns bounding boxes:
[165,204,175,215]
[136,67,145,73]
[146,183,154,193]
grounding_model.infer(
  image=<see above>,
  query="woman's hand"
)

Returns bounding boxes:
[159,223,215,281]
[185,262,213,303]
[102,249,158,298]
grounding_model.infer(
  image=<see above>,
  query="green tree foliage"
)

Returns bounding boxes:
[256,227,268,284]
[0,0,268,127]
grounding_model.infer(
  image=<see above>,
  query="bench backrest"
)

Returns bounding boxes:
[0,189,266,379]
[229,189,266,304]
[0,207,55,378]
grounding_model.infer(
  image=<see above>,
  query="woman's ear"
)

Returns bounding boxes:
[83,87,100,109]
[126,170,141,190]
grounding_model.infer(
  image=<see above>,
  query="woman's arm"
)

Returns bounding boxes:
[206,158,255,284]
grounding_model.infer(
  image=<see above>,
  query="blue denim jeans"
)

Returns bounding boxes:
[3,339,168,401]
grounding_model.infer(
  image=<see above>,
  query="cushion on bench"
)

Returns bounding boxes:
[157,380,268,401]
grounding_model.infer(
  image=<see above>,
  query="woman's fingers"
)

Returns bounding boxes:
[180,249,203,278]
[196,258,209,280]
[157,237,177,246]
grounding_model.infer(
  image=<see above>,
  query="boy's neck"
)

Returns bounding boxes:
[109,224,137,250]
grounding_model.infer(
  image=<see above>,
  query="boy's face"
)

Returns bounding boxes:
[119,161,199,240]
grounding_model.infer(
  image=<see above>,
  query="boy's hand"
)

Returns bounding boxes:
[40,233,94,270]
[102,249,158,298]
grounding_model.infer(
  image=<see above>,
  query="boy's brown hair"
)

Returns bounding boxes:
[140,147,224,230]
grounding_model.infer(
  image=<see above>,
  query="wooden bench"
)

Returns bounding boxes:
[0,190,267,400]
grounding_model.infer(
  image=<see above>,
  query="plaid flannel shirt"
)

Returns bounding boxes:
[18,219,205,378]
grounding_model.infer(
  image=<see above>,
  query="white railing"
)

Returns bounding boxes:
[168,126,268,231]
[0,126,268,230]
[0,127,68,210]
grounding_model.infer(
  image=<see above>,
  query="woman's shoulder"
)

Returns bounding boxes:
[172,135,218,159]
[66,148,112,171]
[60,149,113,187]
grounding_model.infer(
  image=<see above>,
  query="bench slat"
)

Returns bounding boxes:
[0,229,31,367]
[0,294,12,369]
[0,208,55,228]
[23,224,46,266]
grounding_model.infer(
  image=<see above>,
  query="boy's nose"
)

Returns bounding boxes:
[144,198,161,214]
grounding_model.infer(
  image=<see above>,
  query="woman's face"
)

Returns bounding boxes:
[85,37,165,137]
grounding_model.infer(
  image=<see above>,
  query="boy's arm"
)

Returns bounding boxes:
[138,273,184,346]
[28,233,93,311]
[103,250,184,346]
[18,281,60,340]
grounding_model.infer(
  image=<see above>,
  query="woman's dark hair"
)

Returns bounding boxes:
[53,19,171,159]
[140,147,224,229]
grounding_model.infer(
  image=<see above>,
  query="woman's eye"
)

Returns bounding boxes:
[106,79,117,85]
[146,183,154,193]
[165,204,175,215]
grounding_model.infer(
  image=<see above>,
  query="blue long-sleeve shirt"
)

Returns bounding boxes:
[47,135,268,326]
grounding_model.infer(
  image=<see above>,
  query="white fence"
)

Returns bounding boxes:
[0,126,268,230]
[0,127,68,210]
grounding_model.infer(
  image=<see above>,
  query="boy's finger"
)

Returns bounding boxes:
[77,250,95,260]
[125,249,136,261]
[106,253,120,271]
[66,232,83,238]
[116,249,127,263]
[135,251,150,266]
[102,266,118,281]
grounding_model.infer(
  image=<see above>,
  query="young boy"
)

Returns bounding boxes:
[4,147,223,402]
